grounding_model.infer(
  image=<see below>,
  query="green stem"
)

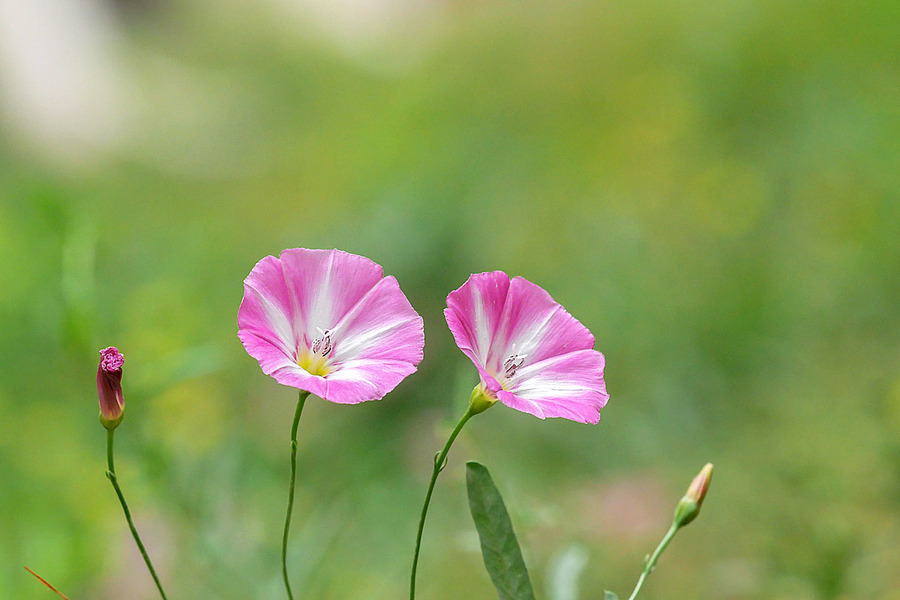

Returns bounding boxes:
[105,428,169,600]
[282,391,310,600]
[409,406,476,600]
[625,523,680,600]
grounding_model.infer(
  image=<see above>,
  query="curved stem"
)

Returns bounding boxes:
[106,428,169,600]
[409,406,476,600]
[282,391,310,600]
[625,523,680,600]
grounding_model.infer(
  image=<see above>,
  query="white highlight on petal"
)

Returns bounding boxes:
[304,251,337,343]
[510,352,603,400]
[246,280,296,359]
[496,304,563,364]
[472,285,492,365]
[334,317,411,360]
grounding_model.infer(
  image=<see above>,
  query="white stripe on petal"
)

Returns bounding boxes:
[335,316,413,360]
[500,304,562,361]
[510,350,604,398]
[304,250,337,341]
[472,285,493,364]
[246,282,296,358]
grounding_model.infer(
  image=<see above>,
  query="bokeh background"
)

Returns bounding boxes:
[1,1,898,599]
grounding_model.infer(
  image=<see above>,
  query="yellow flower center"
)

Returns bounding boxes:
[298,328,334,377]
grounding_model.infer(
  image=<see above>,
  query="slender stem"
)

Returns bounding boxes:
[105,428,169,600]
[625,523,680,600]
[409,406,476,600]
[107,428,115,472]
[282,391,310,600]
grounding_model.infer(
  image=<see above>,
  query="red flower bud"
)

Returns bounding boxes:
[97,347,125,430]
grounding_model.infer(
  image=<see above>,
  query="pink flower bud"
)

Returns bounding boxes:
[673,463,713,527]
[686,462,713,504]
[97,347,125,430]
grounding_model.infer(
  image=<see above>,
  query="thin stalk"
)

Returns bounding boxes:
[409,406,476,600]
[106,428,169,600]
[282,391,310,600]
[625,523,680,600]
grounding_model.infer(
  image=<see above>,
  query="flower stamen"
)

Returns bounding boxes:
[299,327,336,376]
[503,353,526,378]
[311,328,333,357]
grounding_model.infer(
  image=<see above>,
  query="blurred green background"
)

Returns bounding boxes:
[1,1,898,599]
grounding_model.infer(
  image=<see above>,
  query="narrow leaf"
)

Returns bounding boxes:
[466,461,536,600]
[605,591,620,600]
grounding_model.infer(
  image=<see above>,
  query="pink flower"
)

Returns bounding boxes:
[238,248,425,404]
[97,346,125,429]
[444,271,608,423]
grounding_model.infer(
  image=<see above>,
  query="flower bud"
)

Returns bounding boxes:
[97,347,125,430]
[672,463,713,527]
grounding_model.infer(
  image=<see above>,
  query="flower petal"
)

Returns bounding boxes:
[317,358,420,404]
[238,255,297,361]
[267,362,330,398]
[241,339,418,405]
[331,276,425,365]
[280,248,385,346]
[238,329,300,379]
[498,349,608,423]
[489,276,595,371]
[445,271,511,370]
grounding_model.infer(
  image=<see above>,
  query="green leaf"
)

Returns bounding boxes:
[466,461,536,600]
[605,591,620,600]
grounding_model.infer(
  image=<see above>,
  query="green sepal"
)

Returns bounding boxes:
[673,497,699,527]
[468,385,497,415]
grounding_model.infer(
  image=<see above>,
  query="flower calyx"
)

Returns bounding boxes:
[468,384,497,415]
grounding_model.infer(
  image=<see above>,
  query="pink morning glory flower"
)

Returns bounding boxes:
[444,271,609,423]
[238,248,425,404]
[97,346,125,429]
